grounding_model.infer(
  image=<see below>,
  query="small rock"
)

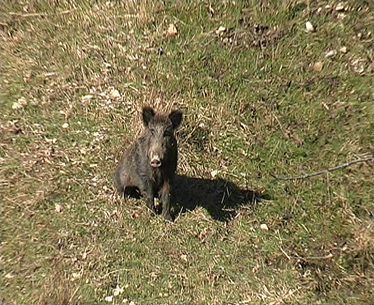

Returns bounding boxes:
[366,63,374,73]
[81,95,93,103]
[312,61,323,71]
[55,204,63,213]
[62,123,69,129]
[210,170,219,178]
[351,58,365,74]
[113,285,124,296]
[131,212,140,219]
[198,227,208,242]
[180,254,188,262]
[339,46,347,53]
[166,23,177,36]
[71,272,81,281]
[44,72,56,77]
[105,296,113,302]
[335,2,345,11]
[216,26,226,35]
[325,50,337,58]
[109,87,120,99]
[12,97,27,109]
[305,21,315,33]
[260,224,269,231]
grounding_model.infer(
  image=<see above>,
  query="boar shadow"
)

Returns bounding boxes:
[171,175,270,221]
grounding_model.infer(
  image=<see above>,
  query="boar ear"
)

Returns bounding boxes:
[142,107,155,126]
[169,110,182,129]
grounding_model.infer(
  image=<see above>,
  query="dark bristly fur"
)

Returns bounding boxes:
[114,106,182,221]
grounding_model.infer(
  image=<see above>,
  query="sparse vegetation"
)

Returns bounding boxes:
[1,1,373,304]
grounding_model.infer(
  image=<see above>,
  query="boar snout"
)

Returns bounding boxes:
[150,153,162,168]
[149,143,164,168]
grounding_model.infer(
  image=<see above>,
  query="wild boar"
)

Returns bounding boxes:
[114,106,182,221]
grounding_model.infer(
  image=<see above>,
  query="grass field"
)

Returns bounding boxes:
[1,1,374,304]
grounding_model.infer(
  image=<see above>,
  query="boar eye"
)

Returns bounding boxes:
[149,128,155,135]
[164,129,172,137]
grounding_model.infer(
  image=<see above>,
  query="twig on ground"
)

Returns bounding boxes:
[8,9,76,18]
[99,267,132,279]
[272,156,373,181]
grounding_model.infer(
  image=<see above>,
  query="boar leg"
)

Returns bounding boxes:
[145,196,156,215]
[160,180,172,221]
[140,182,156,215]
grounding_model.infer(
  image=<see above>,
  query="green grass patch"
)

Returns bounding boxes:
[1,1,374,304]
